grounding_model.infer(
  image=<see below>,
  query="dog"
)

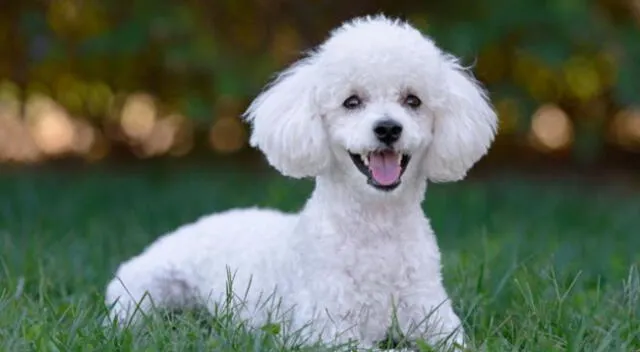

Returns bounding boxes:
[105,15,497,351]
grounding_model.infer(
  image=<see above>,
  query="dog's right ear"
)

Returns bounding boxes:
[243,58,330,178]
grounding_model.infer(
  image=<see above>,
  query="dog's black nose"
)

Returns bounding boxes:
[373,119,403,145]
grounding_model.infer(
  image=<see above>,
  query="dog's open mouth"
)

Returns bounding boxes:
[349,150,410,191]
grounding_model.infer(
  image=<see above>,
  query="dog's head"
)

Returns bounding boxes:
[245,15,497,194]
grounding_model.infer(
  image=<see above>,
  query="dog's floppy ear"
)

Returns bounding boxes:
[244,58,329,178]
[423,55,497,182]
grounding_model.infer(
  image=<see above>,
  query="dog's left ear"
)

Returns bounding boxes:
[244,58,329,178]
[423,55,498,182]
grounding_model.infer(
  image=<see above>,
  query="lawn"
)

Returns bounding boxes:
[1,163,639,351]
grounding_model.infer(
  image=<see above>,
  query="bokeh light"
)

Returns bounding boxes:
[71,119,96,154]
[0,101,42,163]
[120,93,157,142]
[631,0,640,23]
[140,116,179,157]
[55,74,85,113]
[169,117,194,157]
[563,56,602,102]
[530,104,574,151]
[610,108,640,151]
[25,95,75,155]
[209,116,246,154]
[26,82,52,97]
[0,80,21,116]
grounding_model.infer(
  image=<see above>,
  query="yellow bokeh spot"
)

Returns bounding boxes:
[563,57,601,101]
[528,66,562,102]
[25,94,54,120]
[0,108,42,163]
[86,82,114,117]
[120,93,157,141]
[209,116,246,154]
[47,0,106,38]
[623,111,640,140]
[26,82,52,97]
[512,53,566,101]
[631,0,640,24]
[25,95,76,155]
[169,118,194,157]
[0,80,20,97]
[530,104,574,151]
[0,81,21,117]
[58,90,84,114]
[71,119,96,154]
[48,0,80,36]
[512,53,542,86]
[33,113,74,153]
[54,74,87,113]
[609,108,640,151]
[141,118,179,157]
[0,106,27,161]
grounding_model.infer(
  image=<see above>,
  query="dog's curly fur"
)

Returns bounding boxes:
[105,15,497,350]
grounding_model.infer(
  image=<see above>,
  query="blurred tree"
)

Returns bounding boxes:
[0,0,638,163]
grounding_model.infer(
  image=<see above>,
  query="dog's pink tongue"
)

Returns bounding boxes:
[368,151,401,186]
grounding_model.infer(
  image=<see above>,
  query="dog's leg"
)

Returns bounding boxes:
[291,306,381,351]
[104,249,201,326]
[396,297,466,351]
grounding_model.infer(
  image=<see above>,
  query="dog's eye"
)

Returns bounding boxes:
[404,94,422,109]
[343,95,362,110]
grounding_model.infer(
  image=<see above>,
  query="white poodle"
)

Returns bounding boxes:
[105,15,497,351]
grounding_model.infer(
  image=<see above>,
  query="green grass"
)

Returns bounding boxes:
[1,164,639,351]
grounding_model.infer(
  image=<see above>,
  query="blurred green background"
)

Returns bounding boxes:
[0,0,639,168]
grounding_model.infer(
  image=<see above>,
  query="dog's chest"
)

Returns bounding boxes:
[294,211,435,315]
[335,233,425,305]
